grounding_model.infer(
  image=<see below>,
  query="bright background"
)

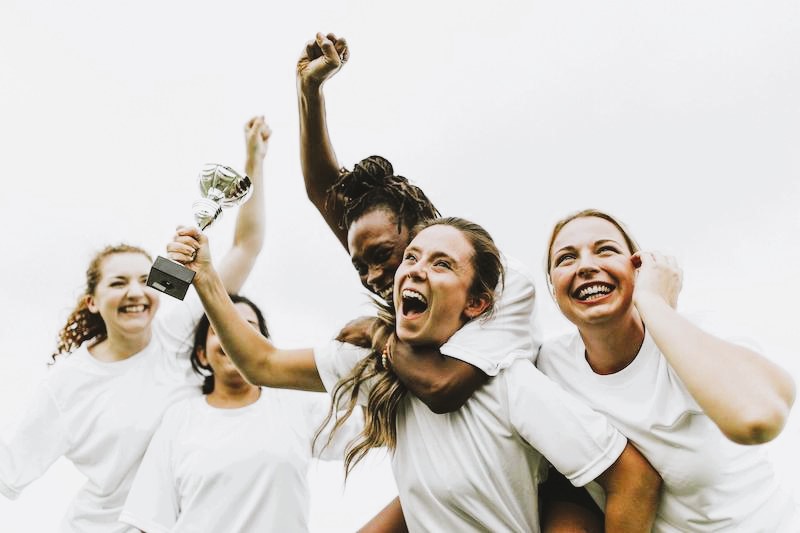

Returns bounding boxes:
[1,0,798,530]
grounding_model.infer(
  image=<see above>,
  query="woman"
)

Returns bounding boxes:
[537,208,798,532]
[120,295,360,532]
[0,117,270,532]
[298,32,538,416]
[170,216,662,532]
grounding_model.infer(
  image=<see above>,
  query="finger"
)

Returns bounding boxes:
[316,33,339,63]
[304,41,317,60]
[326,32,338,42]
[174,225,200,238]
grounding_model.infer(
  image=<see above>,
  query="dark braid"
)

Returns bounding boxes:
[327,155,440,232]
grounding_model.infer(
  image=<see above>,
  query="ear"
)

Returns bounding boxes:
[84,294,99,314]
[463,294,491,320]
[196,346,208,367]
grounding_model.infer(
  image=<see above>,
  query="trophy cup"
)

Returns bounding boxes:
[146,164,253,300]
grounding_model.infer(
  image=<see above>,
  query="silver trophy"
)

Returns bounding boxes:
[146,164,253,300]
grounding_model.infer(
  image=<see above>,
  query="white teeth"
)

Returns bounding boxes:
[121,305,146,313]
[402,289,427,304]
[577,285,611,300]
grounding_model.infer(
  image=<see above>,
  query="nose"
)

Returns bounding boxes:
[405,260,426,281]
[576,254,600,278]
[366,265,386,290]
[127,279,147,298]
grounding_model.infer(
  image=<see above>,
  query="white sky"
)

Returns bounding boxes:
[1,0,798,530]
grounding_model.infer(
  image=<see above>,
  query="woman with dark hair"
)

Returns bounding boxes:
[537,209,798,531]
[0,117,270,532]
[166,216,662,532]
[120,295,358,532]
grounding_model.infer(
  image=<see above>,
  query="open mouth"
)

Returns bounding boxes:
[401,288,428,318]
[572,283,614,302]
[378,285,394,302]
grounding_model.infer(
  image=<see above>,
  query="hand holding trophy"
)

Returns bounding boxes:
[146,164,252,299]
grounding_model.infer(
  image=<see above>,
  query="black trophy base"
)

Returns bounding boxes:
[146,256,196,300]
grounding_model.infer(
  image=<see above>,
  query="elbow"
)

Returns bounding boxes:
[722,403,793,444]
[418,379,468,414]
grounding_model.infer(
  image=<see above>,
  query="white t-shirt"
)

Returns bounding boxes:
[440,257,541,374]
[120,389,360,533]
[315,341,627,533]
[537,329,800,533]
[0,293,204,533]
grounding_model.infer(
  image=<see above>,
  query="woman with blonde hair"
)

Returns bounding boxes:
[537,208,798,531]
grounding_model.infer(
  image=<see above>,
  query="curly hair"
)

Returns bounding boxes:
[53,244,152,361]
[327,155,441,233]
[314,217,504,477]
[190,294,270,394]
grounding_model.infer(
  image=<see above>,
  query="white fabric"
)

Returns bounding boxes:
[0,292,205,533]
[440,256,541,374]
[315,341,627,533]
[537,329,800,533]
[120,389,359,533]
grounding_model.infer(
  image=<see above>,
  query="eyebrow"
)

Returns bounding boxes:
[406,246,460,265]
[553,239,623,255]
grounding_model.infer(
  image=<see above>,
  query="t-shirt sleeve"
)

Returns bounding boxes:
[506,361,627,487]
[313,340,373,406]
[119,408,181,533]
[440,258,539,376]
[0,384,70,499]
[154,289,206,362]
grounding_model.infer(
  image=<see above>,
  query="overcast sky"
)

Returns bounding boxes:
[1,0,798,530]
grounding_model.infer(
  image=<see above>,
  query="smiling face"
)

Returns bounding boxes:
[549,216,637,327]
[393,224,489,346]
[85,252,160,339]
[348,208,410,301]
[198,302,260,390]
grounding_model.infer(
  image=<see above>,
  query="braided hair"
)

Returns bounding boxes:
[327,155,440,233]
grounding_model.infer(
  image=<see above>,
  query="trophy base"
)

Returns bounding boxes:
[146,256,196,300]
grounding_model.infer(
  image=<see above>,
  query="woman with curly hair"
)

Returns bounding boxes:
[167,215,662,532]
[0,117,270,532]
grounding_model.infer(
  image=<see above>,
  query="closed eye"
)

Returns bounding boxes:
[434,259,451,269]
[598,245,621,254]
[403,252,417,263]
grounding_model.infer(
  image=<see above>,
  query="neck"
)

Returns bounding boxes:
[89,328,152,362]
[206,381,261,408]
[579,310,645,375]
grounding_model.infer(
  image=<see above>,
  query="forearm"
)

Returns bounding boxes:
[597,443,661,533]
[390,340,486,414]
[216,147,266,293]
[636,294,795,443]
[192,267,324,391]
[358,497,408,533]
[298,81,342,206]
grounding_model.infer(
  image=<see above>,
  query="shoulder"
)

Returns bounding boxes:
[499,255,537,300]
[538,331,581,368]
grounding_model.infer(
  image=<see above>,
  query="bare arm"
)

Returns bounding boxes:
[594,442,661,533]
[357,497,408,533]
[168,228,324,392]
[389,339,487,414]
[297,32,351,249]
[215,116,270,292]
[633,252,796,444]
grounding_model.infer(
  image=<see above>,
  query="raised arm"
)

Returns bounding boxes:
[594,443,661,533]
[633,251,796,444]
[297,32,351,248]
[215,116,269,292]
[358,498,408,533]
[167,227,324,392]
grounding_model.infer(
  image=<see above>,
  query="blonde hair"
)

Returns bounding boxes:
[544,209,639,292]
